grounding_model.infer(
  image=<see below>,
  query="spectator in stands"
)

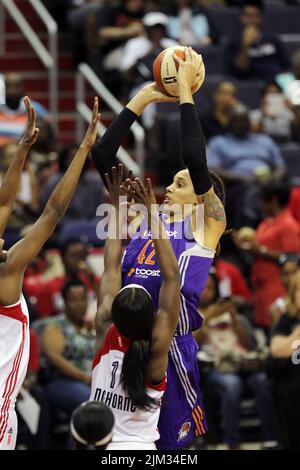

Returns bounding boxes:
[43,280,96,417]
[250,81,298,143]
[16,330,51,449]
[270,271,300,449]
[289,186,300,227]
[166,0,219,47]
[89,0,144,81]
[120,11,177,127]
[66,1,105,65]
[40,143,104,224]
[270,253,300,326]
[226,0,290,80]
[29,118,58,172]
[24,237,99,318]
[119,12,176,87]
[0,142,40,247]
[208,105,285,228]
[0,73,49,146]
[277,49,300,96]
[215,258,252,306]
[194,277,279,450]
[199,81,238,141]
[233,180,300,329]
[276,50,300,142]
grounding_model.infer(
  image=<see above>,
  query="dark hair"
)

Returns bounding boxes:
[111,287,157,411]
[260,80,282,97]
[61,237,87,260]
[209,170,225,206]
[71,401,114,450]
[61,278,87,302]
[208,269,221,302]
[242,0,264,11]
[261,179,290,207]
[209,171,228,256]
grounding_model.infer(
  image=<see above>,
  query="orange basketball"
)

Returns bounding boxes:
[153,46,205,97]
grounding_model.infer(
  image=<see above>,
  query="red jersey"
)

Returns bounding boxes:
[252,209,300,326]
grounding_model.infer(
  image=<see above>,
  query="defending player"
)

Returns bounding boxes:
[0,97,100,450]
[91,166,180,450]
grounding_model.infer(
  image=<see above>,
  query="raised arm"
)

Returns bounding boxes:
[122,178,180,383]
[94,165,125,347]
[0,98,100,305]
[92,82,176,187]
[174,48,226,246]
[0,97,39,237]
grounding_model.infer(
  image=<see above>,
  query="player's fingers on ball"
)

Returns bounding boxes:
[197,53,203,69]
[173,51,183,64]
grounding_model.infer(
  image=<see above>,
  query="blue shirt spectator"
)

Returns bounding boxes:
[208,105,285,228]
[0,73,49,146]
[208,133,284,177]
[208,106,285,179]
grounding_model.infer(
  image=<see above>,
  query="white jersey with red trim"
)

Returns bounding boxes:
[90,325,166,447]
[0,295,30,449]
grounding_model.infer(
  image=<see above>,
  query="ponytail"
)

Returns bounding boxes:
[121,340,158,411]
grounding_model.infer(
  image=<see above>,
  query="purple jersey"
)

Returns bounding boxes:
[122,214,214,335]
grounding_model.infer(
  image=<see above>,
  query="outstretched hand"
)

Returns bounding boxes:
[104,164,128,207]
[19,96,39,148]
[81,97,101,149]
[121,177,157,212]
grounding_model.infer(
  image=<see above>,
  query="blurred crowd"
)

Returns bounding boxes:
[1,0,300,450]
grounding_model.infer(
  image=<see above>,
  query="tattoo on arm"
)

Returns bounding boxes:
[204,192,225,222]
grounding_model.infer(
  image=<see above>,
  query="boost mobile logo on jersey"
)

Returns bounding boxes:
[128,268,161,279]
[177,422,191,441]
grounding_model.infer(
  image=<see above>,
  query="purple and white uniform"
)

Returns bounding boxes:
[122,214,214,449]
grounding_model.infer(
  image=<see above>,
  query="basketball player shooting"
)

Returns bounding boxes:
[0,97,100,450]
[91,47,227,449]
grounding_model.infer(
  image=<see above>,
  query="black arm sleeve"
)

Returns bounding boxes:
[180,103,212,195]
[91,107,138,188]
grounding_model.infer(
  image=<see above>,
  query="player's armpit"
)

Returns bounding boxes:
[203,187,226,224]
